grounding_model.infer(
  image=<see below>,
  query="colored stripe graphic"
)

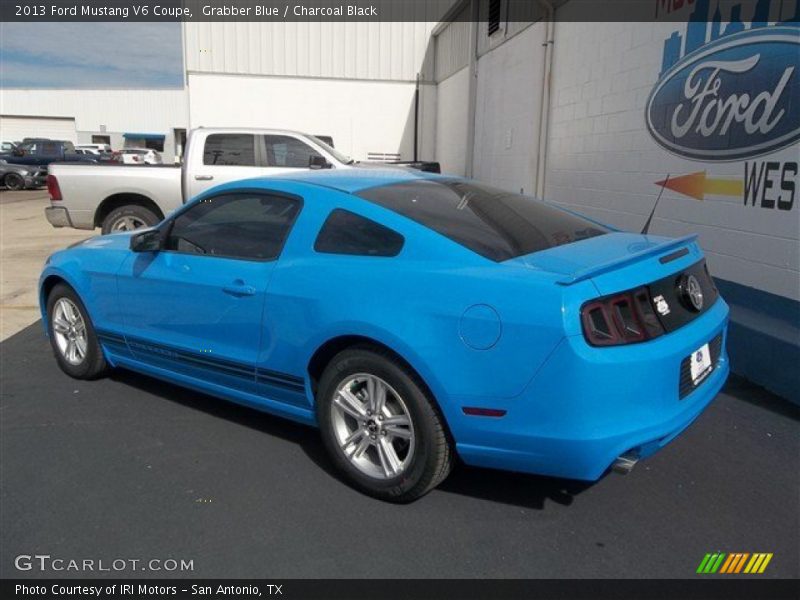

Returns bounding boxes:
[719,554,737,573]
[733,553,750,573]
[697,554,712,574]
[758,554,773,573]
[709,553,726,573]
[744,553,774,574]
[697,553,727,573]
[700,553,773,574]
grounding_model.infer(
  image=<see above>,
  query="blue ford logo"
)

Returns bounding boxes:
[646,27,800,161]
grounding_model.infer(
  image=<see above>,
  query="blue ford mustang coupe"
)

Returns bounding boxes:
[39,169,729,502]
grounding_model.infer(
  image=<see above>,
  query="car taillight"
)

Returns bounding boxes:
[47,175,62,201]
[581,287,664,346]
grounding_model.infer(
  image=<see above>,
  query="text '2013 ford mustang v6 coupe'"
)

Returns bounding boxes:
[39,169,729,502]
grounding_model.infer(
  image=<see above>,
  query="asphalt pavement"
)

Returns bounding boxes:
[1,322,798,579]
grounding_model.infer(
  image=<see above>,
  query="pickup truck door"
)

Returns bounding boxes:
[187,133,330,199]
[115,190,303,397]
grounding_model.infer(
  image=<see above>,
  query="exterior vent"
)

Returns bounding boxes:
[488,0,502,36]
[367,152,402,162]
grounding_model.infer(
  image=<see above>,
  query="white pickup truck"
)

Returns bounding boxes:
[46,128,437,234]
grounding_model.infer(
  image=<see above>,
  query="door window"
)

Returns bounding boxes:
[202,134,256,166]
[264,135,323,168]
[165,193,302,261]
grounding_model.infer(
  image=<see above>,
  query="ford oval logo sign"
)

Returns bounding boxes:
[646,27,800,162]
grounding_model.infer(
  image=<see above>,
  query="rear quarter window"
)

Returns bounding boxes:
[314,209,404,257]
[357,180,607,261]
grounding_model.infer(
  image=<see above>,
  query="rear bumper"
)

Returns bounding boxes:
[45,206,94,229]
[45,206,72,228]
[452,297,730,480]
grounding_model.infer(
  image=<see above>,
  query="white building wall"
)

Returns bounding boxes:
[0,88,188,161]
[435,66,470,175]
[187,73,436,162]
[544,18,800,302]
[472,23,545,194]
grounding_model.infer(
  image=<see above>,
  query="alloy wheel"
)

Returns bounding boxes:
[330,373,415,480]
[51,298,88,365]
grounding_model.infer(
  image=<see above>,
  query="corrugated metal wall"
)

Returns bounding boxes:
[434,7,470,82]
[185,21,444,82]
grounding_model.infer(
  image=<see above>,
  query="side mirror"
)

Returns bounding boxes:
[309,155,332,170]
[130,229,162,252]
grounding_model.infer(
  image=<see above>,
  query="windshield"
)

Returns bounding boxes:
[357,180,608,262]
[305,134,353,165]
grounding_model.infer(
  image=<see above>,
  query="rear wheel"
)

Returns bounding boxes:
[317,347,453,502]
[46,283,107,379]
[101,205,158,234]
[4,173,25,191]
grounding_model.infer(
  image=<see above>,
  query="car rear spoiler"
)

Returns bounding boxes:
[556,234,698,286]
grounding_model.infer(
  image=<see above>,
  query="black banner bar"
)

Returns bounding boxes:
[0,0,767,23]
[2,579,799,600]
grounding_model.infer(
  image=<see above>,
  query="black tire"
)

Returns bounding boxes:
[46,283,107,380]
[317,346,453,503]
[4,173,25,191]
[101,205,159,234]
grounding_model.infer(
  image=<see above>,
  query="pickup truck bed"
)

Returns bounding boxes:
[46,164,182,232]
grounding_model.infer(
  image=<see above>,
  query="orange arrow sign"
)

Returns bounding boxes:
[655,171,744,201]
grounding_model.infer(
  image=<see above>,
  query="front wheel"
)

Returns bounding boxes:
[317,347,453,502]
[46,283,107,379]
[101,205,158,234]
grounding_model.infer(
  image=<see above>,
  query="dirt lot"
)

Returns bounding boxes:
[0,189,90,340]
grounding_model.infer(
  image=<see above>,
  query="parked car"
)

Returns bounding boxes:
[115,148,162,165]
[1,140,99,167]
[0,159,47,190]
[39,169,729,502]
[75,144,113,154]
[1,141,19,153]
[45,127,436,234]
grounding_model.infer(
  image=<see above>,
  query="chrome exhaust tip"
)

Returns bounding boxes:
[612,453,639,475]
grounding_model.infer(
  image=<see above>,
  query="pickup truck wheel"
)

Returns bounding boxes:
[102,205,158,234]
[317,347,454,503]
[46,283,107,380]
[4,173,25,191]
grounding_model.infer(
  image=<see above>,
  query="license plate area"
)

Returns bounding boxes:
[678,334,723,400]
[690,343,712,384]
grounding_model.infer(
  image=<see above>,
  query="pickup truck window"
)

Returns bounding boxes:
[264,135,323,168]
[165,192,302,261]
[42,142,60,155]
[202,134,256,166]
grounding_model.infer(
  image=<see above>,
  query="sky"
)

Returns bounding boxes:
[0,23,184,88]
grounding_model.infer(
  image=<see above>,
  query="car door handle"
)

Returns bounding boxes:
[222,283,256,297]
[194,175,214,181]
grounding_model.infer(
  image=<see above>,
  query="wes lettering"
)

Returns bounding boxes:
[744,162,797,210]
